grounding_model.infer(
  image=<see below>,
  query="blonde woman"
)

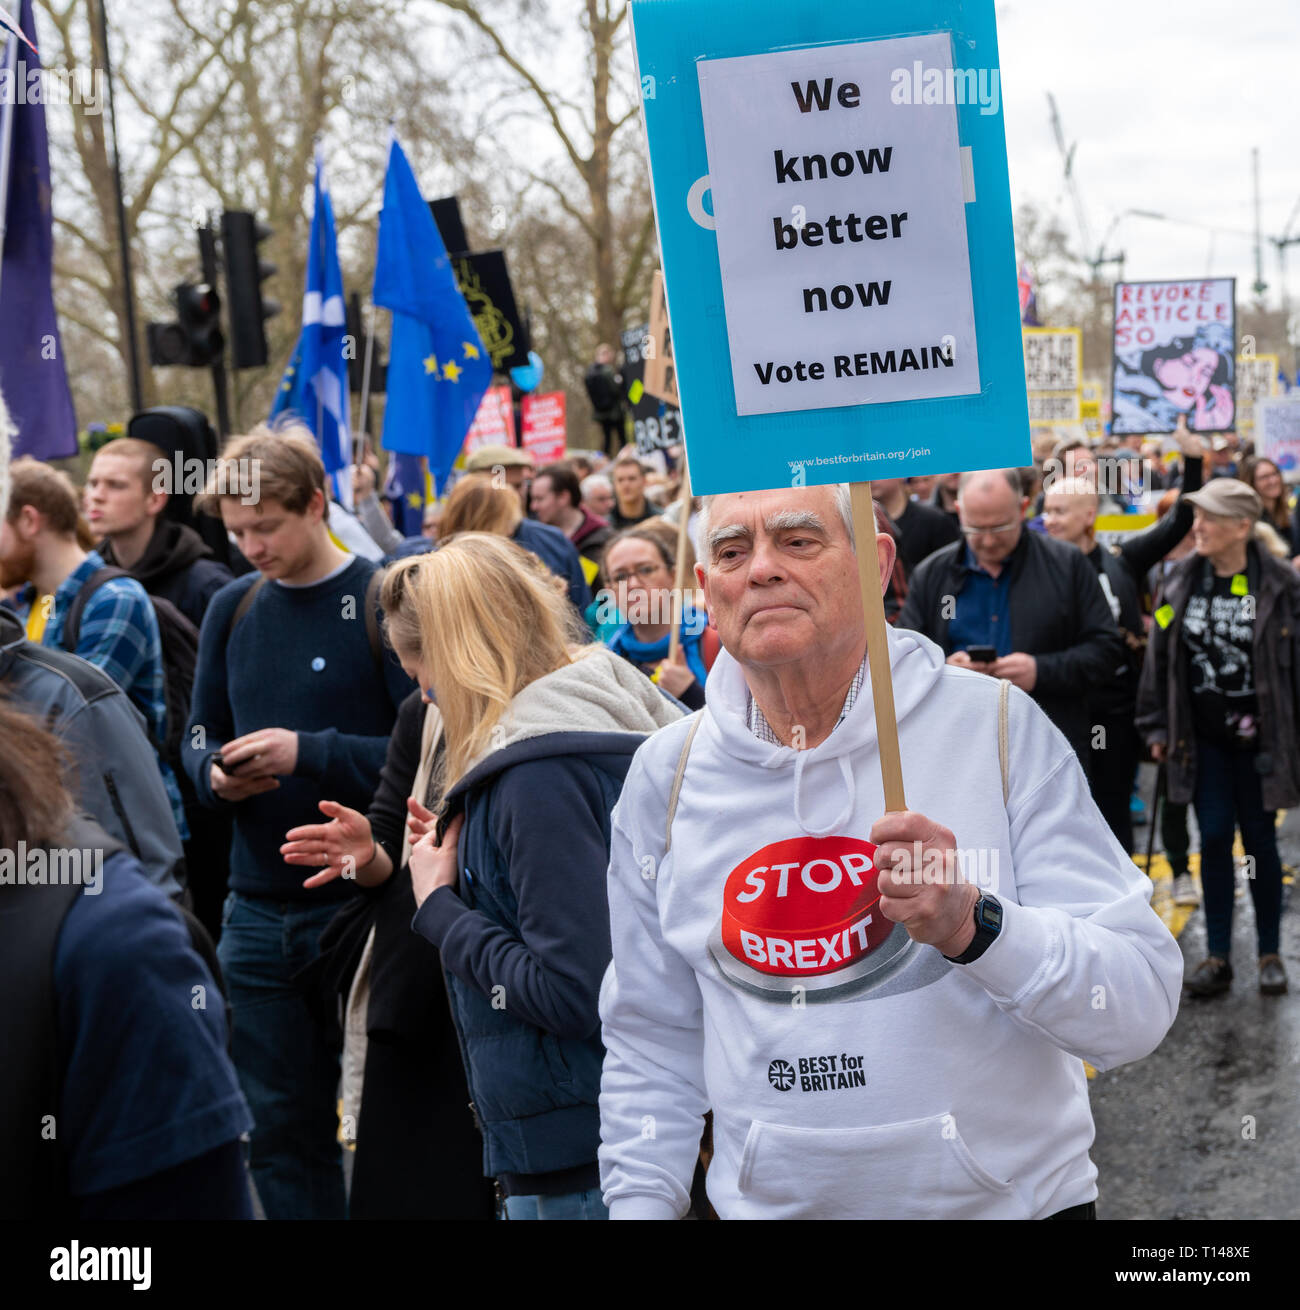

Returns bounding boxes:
[298,533,682,1218]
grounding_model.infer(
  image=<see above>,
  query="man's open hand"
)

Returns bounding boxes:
[869,811,979,959]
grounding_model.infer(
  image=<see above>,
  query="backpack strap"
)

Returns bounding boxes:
[61,567,131,652]
[665,713,704,853]
[230,571,383,670]
[997,678,1011,807]
[230,575,267,633]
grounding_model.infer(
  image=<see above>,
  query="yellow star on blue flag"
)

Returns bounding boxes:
[372,133,493,493]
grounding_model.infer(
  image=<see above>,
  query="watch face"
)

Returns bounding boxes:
[977,896,1003,932]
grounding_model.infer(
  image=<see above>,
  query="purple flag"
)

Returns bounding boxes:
[0,0,77,459]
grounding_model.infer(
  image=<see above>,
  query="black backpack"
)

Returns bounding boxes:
[61,567,199,765]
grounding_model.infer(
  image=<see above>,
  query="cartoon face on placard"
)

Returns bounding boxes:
[708,833,949,1003]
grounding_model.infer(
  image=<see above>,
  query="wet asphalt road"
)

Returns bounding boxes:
[1089,781,1300,1220]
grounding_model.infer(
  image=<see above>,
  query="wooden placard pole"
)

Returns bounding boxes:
[849,481,907,814]
[667,464,693,664]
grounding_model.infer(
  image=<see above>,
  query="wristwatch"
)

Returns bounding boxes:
[943,894,1003,964]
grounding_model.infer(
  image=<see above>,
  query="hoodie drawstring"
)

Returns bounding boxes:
[792,751,857,837]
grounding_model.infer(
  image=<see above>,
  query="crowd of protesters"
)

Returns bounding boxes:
[1,371,1296,1222]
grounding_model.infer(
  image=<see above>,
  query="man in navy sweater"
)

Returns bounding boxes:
[184,426,413,1220]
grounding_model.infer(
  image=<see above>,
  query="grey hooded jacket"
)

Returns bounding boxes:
[0,607,184,896]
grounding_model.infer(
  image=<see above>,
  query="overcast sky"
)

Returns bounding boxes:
[996,0,1300,329]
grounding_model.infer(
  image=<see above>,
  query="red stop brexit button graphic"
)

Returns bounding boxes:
[719,835,891,977]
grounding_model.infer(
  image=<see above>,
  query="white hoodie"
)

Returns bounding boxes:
[597,627,1183,1220]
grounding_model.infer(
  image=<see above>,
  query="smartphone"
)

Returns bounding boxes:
[966,645,998,664]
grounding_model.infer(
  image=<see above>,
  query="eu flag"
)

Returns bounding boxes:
[0,0,77,459]
[373,134,491,494]
[270,144,353,506]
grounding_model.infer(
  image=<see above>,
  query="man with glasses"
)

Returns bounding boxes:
[898,469,1121,766]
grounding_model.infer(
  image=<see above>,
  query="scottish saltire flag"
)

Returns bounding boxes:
[383,449,427,536]
[0,0,77,459]
[271,144,352,507]
[373,134,491,494]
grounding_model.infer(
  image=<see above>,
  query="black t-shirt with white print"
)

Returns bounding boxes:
[1181,573,1258,750]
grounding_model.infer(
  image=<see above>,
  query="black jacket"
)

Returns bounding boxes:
[1104,454,1201,606]
[302,690,492,1219]
[898,529,1124,759]
[1136,543,1300,810]
[100,520,233,630]
[890,498,962,577]
[1087,545,1145,722]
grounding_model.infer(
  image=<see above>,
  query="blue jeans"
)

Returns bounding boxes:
[501,1188,609,1221]
[218,891,346,1220]
[1192,738,1284,959]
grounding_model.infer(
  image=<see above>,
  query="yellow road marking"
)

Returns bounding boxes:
[1087,814,1293,1081]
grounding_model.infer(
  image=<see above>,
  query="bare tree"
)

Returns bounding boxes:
[428,0,657,353]
[37,0,459,426]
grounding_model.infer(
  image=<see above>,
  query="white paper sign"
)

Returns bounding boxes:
[1257,397,1300,480]
[697,32,979,418]
[1023,328,1081,392]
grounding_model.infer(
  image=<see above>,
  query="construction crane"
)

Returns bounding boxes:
[1273,191,1300,375]
[1047,93,1124,280]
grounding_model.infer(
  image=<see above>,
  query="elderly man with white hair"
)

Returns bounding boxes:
[898,468,1122,765]
[597,480,1182,1220]
[581,472,616,521]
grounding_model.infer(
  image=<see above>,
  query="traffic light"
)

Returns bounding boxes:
[221,210,279,368]
[146,282,223,367]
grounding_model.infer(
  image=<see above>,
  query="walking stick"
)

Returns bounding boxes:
[1144,761,1165,877]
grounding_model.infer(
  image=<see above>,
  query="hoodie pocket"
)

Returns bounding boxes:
[734,1113,1027,1219]
[541,1033,574,1089]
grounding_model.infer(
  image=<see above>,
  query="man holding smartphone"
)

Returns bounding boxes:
[898,469,1122,769]
[184,426,413,1221]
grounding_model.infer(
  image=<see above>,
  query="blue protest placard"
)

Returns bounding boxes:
[630,0,1029,494]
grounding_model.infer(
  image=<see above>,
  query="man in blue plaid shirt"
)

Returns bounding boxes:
[1,457,188,841]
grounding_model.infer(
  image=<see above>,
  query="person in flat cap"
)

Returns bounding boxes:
[463,443,534,511]
[1138,475,1300,998]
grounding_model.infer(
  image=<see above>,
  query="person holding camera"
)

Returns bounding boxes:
[1138,479,1299,998]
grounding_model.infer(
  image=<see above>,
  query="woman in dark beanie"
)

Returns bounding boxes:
[1138,478,1300,998]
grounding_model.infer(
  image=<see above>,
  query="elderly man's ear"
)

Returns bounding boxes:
[874,529,895,596]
